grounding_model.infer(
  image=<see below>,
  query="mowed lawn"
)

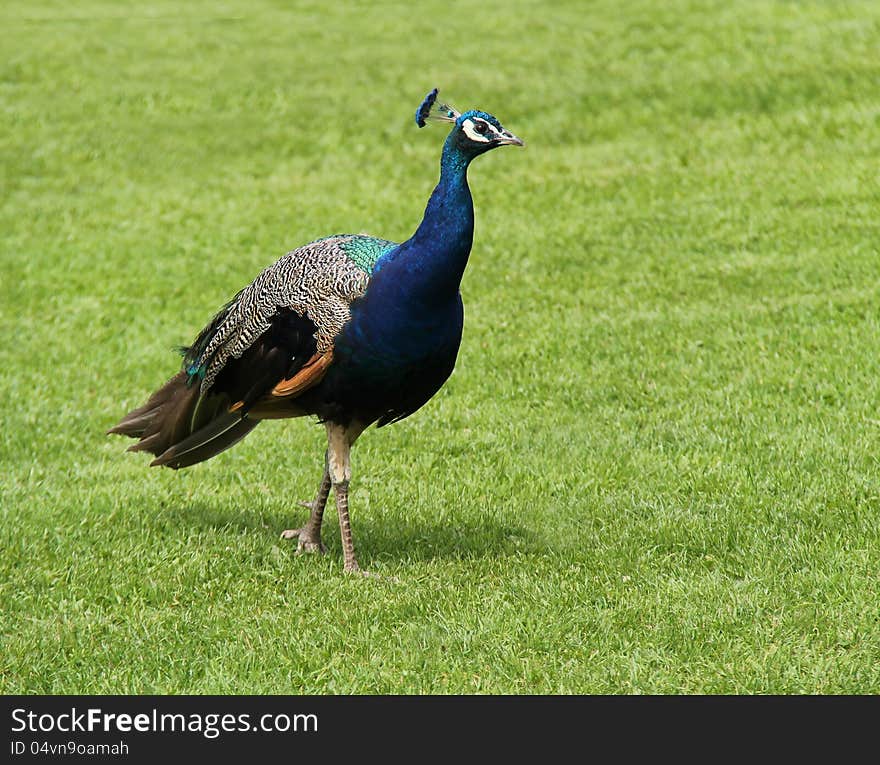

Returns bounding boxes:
[2,0,879,693]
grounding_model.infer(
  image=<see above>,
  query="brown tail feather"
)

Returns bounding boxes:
[108,372,193,438]
[150,414,260,469]
[108,372,260,468]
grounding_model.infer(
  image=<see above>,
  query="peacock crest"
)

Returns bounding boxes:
[415,88,460,128]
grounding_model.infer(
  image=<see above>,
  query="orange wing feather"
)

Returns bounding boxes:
[271,350,334,397]
[228,350,334,414]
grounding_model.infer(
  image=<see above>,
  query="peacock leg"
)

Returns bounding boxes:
[326,420,368,575]
[280,458,331,554]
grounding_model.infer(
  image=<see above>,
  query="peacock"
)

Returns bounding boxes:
[108,89,523,575]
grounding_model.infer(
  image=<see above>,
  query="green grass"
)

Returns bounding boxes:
[2,0,880,693]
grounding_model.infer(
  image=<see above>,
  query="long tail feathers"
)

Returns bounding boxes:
[107,372,260,469]
[150,413,259,469]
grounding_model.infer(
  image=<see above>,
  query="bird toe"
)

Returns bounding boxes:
[280,527,327,555]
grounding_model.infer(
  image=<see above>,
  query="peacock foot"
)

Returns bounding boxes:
[280,526,327,555]
[343,560,396,581]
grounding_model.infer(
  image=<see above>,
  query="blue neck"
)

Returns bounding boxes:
[376,136,475,303]
[412,139,474,247]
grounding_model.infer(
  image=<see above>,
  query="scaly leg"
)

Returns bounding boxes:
[280,457,331,554]
[326,420,368,575]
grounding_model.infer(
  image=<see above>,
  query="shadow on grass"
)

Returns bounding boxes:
[157,500,544,564]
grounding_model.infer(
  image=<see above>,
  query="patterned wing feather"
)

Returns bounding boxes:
[187,234,397,394]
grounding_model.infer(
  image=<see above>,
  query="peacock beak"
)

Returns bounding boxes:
[496,129,524,147]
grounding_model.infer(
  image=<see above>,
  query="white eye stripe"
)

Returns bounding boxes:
[461,118,495,142]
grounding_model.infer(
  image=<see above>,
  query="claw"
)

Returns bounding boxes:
[342,561,395,581]
[280,526,327,555]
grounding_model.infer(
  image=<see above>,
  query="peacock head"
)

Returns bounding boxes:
[415,88,524,160]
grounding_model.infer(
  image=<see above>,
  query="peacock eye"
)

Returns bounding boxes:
[473,121,489,135]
